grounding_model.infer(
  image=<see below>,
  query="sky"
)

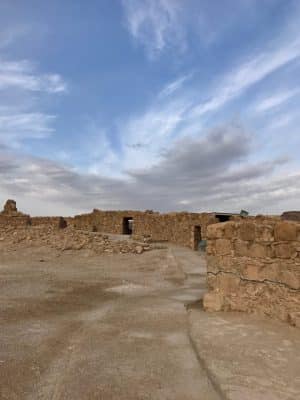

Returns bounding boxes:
[0,0,299,216]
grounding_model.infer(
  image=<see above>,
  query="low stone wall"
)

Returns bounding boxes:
[0,215,31,228]
[31,216,67,229]
[203,220,300,327]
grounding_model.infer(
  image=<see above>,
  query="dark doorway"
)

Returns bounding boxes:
[216,214,231,223]
[123,217,133,235]
[193,225,202,251]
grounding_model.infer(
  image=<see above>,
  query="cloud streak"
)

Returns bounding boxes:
[189,38,300,118]
[254,88,300,112]
[0,59,67,93]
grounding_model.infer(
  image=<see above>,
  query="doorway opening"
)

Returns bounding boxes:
[123,217,133,235]
[193,225,202,251]
[216,214,231,223]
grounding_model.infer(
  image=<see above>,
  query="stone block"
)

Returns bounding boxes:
[259,261,279,282]
[274,222,297,241]
[273,243,294,259]
[215,238,232,255]
[217,273,240,294]
[239,222,256,241]
[234,239,249,257]
[207,274,217,290]
[224,221,238,239]
[255,224,274,242]
[244,264,260,280]
[206,240,216,255]
[249,243,270,258]
[203,291,224,312]
[206,255,220,273]
[279,269,300,290]
[207,223,225,239]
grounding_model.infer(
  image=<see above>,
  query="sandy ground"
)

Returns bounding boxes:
[188,309,300,400]
[0,245,220,400]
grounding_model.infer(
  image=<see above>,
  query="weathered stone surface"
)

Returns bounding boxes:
[3,199,18,214]
[249,242,271,258]
[255,224,274,242]
[223,221,238,239]
[205,219,300,327]
[281,211,300,222]
[239,222,256,241]
[206,223,225,239]
[234,239,249,257]
[274,221,297,241]
[288,312,300,328]
[273,242,295,259]
[215,238,231,255]
[203,291,224,312]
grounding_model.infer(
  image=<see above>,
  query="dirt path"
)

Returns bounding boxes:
[0,246,220,400]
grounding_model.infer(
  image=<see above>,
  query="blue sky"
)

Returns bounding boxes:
[0,0,299,215]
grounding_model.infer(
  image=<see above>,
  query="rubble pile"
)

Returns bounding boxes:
[0,225,151,255]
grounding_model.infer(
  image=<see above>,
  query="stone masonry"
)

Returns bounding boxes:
[73,209,218,249]
[203,219,300,327]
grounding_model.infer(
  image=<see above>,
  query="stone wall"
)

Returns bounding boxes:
[31,216,68,229]
[73,210,148,234]
[282,211,300,222]
[203,219,300,327]
[0,200,220,250]
[134,212,218,249]
[73,209,218,249]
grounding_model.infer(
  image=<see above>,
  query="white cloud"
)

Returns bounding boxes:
[122,0,185,57]
[114,34,300,174]
[0,54,67,146]
[0,59,67,93]
[0,112,55,145]
[254,88,300,112]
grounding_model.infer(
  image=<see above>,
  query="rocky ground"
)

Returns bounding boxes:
[0,225,151,254]
[0,241,299,399]
[0,242,220,400]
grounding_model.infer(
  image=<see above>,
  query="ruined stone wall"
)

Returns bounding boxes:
[0,215,30,228]
[73,210,148,234]
[0,199,31,228]
[134,212,218,249]
[31,216,67,229]
[204,219,300,327]
[73,210,218,249]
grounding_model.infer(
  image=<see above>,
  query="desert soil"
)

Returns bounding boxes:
[0,244,220,400]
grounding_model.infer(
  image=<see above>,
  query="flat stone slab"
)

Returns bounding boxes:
[188,309,300,400]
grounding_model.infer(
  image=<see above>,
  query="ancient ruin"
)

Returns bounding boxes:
[1,199,300,399]
[1,199,299,329]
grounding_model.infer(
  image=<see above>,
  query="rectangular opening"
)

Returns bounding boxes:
[193,225,202,251]
[216,214,231,223]
[123,217,133,235]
